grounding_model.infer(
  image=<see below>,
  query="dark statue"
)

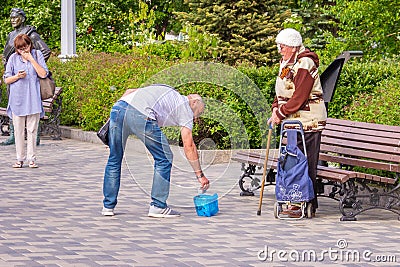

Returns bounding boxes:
[3,8,51,67]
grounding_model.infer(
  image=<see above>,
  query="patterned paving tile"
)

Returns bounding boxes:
[0,135,399,266]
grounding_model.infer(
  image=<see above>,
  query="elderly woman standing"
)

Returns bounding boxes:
[268,28,327,216]
[3,33,48,168]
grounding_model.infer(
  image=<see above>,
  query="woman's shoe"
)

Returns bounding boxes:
[12,161,23,168]
[29,161,38,168]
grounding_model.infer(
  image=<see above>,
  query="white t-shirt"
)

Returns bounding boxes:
[120,84,194,130]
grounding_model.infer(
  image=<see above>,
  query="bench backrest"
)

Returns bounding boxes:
[320,118,400,173]
[42,87,62,113]
[320,51,363,109]
[320,58,345,103]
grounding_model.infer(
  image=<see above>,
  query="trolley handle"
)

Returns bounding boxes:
[279,120,308,157]
[281,120,304,132]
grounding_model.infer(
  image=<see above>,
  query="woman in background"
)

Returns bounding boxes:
[3,33,48,168]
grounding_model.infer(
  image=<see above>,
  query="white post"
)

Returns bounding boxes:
[58,0,77,62]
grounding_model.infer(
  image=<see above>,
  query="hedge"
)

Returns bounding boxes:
[1,52,398,150]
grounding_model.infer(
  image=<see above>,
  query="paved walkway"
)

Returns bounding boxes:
[0,133,399,267]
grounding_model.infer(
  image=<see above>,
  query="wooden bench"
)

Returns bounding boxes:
[0,87,63,140]
[231,118,400,221]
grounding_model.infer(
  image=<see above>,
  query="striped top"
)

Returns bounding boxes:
[120,84,194,130]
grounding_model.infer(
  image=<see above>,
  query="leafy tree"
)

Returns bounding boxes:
[177,0,292,66]
[74,0,189,51]
[0,0,61,52]
[145,0,189,37]
[75,1,137,52]
[286,0,338,50]
[0,0,188,55]
[2,0,398,63]
[324,0,400,59]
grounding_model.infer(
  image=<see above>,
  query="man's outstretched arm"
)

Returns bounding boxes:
[181,126,210,190]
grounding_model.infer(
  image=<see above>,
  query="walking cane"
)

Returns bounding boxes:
[257,123,273,216]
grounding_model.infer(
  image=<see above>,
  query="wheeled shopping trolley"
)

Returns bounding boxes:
[274,121,314,220]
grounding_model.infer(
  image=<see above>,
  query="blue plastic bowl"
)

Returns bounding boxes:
[193,193,219,217]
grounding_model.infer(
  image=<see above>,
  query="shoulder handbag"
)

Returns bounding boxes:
[39,71,56,99]
[36,50,56,100]
[97,118,110,146]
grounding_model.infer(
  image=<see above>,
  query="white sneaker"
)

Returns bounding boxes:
[148,205,181,218]
[101,207,114,216]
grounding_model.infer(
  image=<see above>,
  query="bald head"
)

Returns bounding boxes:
[188,94,205,118]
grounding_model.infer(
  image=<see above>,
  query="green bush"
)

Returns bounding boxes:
[343,76,400,125]
[43,52,400,150]
[327,56,400,121]
[141,41,184,61]
[0,82,7,107]
[144,62,278,149]
[46,52,279,149]
[47,51,176,130]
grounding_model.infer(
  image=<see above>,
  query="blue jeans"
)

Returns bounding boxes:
[103,100,173,209]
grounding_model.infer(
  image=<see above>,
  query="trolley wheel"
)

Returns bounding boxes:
[306,202,313,218]
[238,174,260,194]
[273,202,281,219]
